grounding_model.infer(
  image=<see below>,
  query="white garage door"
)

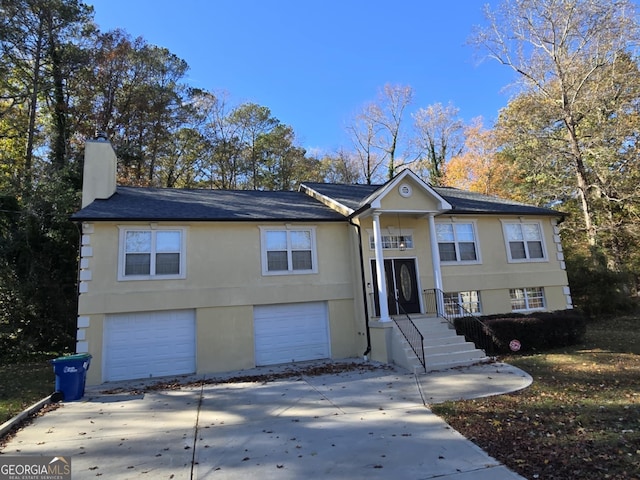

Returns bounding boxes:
[104,310,196,382]
[254,302,330,366]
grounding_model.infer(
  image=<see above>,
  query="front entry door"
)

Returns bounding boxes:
[371,259,420,316]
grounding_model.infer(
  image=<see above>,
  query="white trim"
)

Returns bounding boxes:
[362,170,453,212]
[510,286,546,312]
[366,228,415,250]
[501,219,548,263]
[434,219,482,265]
[259,226,318,276]
[117,226,187,281]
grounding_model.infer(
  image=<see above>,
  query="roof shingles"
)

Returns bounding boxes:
[73,181,562,223]
[72,186,346,222]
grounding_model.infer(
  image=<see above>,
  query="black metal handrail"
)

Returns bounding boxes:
[392,300,426,372]
[423,288,497,356]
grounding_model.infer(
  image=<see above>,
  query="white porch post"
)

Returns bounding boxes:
[372,212,391,322]
[427,213,445,315]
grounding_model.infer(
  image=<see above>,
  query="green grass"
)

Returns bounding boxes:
[432,314,640,480]
[0,361,55,424]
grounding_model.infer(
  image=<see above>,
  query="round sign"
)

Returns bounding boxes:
[509,339,521,352]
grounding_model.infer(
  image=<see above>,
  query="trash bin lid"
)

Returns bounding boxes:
[51,353,92,363]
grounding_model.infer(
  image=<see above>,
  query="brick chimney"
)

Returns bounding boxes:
[81,136,117,208]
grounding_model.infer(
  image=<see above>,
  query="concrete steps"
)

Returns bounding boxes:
[391,314,490,373]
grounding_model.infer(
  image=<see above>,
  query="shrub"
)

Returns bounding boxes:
[454,310,587,354]
[565,252,636,316]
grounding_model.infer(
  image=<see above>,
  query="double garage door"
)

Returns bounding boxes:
[103,303,330,381]
[103,310,196,382]
[254,302,330,366]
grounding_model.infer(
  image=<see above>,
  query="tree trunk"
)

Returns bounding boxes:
[564,115,598,248]
[24,19,44,193]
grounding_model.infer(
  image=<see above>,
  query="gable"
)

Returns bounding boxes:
[374,177,445,212]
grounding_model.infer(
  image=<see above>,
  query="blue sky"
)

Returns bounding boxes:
[88,0,514,153]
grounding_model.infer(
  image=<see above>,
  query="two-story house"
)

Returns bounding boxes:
[72,139,572,385]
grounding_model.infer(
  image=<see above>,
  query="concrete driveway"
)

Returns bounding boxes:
[2,361,530,479]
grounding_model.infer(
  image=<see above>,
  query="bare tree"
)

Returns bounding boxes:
[346,108,386,184]
[370,84,414,179]
[412,102,464,185]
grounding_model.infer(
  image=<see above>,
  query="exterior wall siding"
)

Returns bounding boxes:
[79,221,360,385]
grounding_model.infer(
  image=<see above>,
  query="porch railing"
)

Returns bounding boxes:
[392,299,426,372]
[423,288,497,356]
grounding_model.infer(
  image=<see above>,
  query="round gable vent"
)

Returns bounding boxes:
[398,183,412,198]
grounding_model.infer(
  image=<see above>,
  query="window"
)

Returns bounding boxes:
[444,291,482,316]
[119,228,185,280]
[503,222,546,261]
[369,233,414,250]
[436,222,479,263]
[261,227,317,275]
[510,287,545,311]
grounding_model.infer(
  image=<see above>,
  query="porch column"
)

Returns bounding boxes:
[372,211,391,322]
[427,213,445,315]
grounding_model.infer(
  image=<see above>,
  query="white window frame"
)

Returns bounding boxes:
[260,226,318,276]
[501,220,548,263]
[117,226,187,281]
[368,229,414,250]
[510,287,546,312]
[444,291,482,316]
[435,220,481,265]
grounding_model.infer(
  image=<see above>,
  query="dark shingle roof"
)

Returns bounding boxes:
[72,186,347,222]
[301,182,562,217]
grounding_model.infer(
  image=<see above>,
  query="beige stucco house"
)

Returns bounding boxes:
[73,139,572,385]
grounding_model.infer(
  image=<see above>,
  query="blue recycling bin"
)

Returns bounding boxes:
[50,353,92,401]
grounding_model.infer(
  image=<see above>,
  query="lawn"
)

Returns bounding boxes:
[432,314,640,480]
[0,360,55,425]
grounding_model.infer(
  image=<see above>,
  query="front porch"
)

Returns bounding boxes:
[367,312,490,374]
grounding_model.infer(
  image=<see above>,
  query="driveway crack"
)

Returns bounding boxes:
[190,378,205,479]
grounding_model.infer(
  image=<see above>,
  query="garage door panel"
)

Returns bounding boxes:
[254,302,330,366]
[104,310,195,382]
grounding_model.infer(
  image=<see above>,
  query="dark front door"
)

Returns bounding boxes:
[371,259,420,316]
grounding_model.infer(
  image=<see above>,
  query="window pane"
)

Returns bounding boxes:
[509,288,526,310]
[438,243,457,261]
[290,230,311,250]
[505,224,523,241]
[125,253,151,275]
[402,235,413,248]
[509,241,527,259]
[436,224,454,242]
[126,231,151,253]
[526,287,545,308]
[527,241,544,258]
[156,253,180,275]
[443,293,459,316]
[292,250,312,270]
[459,242,477,261]
[455,223,475,242]
[156,231,181,252]
[267,251,288,271]
[382,235,395,249]
[266,231,287,250]
[522,224,541,241]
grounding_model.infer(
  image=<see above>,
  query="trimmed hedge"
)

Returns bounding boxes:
[454,309,587,354]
